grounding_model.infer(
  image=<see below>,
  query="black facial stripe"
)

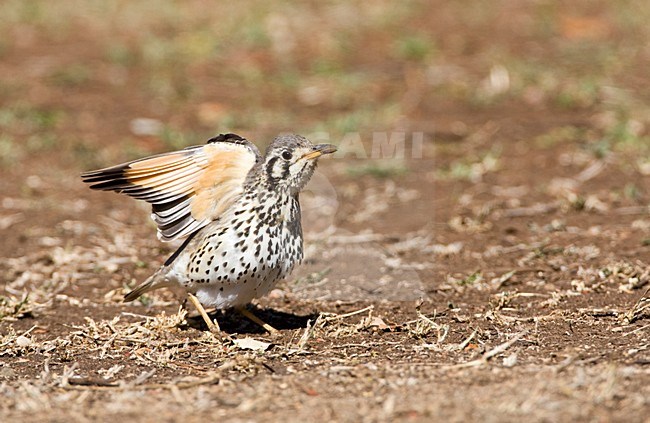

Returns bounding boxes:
[266,156,279,178]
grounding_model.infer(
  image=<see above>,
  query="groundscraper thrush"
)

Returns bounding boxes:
[82,133,336,334]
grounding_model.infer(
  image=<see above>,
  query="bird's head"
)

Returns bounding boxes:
[262,134,336,194]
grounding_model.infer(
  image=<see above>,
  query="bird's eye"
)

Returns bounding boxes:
[281,151,292,160]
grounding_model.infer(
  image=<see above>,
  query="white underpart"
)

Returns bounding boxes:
[167,191,302,309]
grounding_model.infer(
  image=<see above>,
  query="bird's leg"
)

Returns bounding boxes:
[187,293,222,340]
[235,305,279,334]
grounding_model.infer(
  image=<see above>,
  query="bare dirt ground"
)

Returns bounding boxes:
[1,1,649,422]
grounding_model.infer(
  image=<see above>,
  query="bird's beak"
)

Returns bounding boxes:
[301,144,337,160]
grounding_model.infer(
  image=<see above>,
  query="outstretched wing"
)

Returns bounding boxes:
[81,133,261,242]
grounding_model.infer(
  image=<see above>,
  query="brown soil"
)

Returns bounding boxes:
[1,2,649,422]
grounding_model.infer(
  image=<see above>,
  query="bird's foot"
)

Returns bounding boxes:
[235,305,279,334]
[187,292,225,341]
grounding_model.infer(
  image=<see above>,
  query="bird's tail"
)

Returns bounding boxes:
[124,267,172,302]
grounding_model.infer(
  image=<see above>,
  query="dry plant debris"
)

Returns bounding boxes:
[1,1,650,421]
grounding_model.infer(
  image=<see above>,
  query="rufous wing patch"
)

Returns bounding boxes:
[190,144,257,222]
[81,135,259,242]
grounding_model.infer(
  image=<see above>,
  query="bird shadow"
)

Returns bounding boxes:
[184,306,319,335]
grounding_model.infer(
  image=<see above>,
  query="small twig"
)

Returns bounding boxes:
[133,369,156,386]
[417,310,449,344]
[482,330,528,361]
[496,315,543,323]
[445,330,529,369]
[456,329,478,351]
[121,312,158,320]
[63,373,221,391]
[296,314,322,352]
[329,342,390,349]
[615,206,650,215]
[150,373,220,390]
[59,363,79,387]
[114,337,149,345]
[0,325,38,349]
[578,308,620,317]
[622,323,650,337]
[575,160,606,182]
[68,377,119,387]
[99,333,118,359]
[329,306,374,320]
